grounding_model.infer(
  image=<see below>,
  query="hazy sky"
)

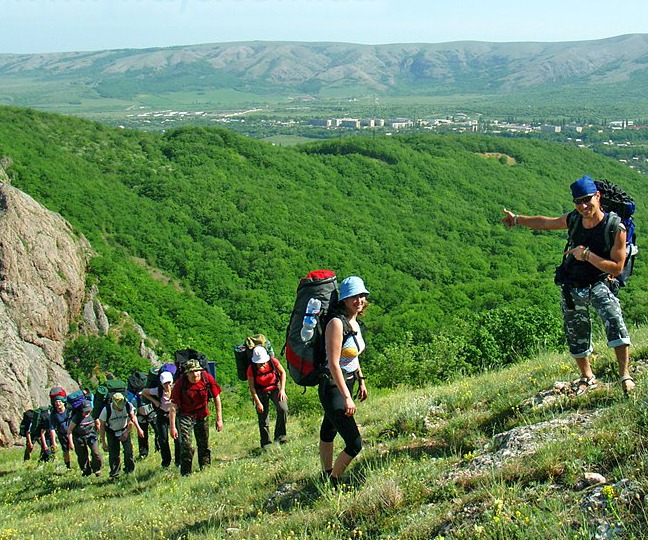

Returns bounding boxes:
[2,0,647,54]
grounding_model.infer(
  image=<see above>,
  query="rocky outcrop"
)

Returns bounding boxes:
[0,173,94,446]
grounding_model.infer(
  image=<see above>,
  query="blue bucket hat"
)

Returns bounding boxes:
[339,276,369,301]
[571,175,598,199]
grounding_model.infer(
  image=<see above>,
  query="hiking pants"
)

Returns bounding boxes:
[318,375,362,458]
[178,415,210,476]
[561,281,631,358]
[256,388,288,447]
[106,430,135,478]
[73,434,102,476]
[156,412,181,468]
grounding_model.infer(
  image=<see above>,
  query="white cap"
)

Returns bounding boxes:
[251,345,270,364]
[160,371,173,385]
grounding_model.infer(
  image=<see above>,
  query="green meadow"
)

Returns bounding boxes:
[1,329,647,539]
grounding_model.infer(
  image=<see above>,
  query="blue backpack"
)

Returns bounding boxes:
[66,389,92,413]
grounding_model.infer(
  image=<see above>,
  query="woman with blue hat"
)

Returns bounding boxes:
[318,276,369,486]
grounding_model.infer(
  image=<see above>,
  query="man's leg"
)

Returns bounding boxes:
[138,420,149,459]
[178,415,195,476]
[561,288,595,385]
[88,437,103,475]
[122,435,135,473]
[107,431,121,478]
[574,357,595,381]
[74,436,91,475]
[591,282,633,392]
[195,417,211,470]
[156,414,172,467]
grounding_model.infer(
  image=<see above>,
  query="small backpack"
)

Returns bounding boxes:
[282,270,357,387]
[234,334,275,382]
[565,179,638,291]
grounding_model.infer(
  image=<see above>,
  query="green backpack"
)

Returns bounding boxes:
[91,379,127,419]
[29,406,51,438]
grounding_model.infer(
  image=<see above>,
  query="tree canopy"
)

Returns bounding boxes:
[0,106,645,384]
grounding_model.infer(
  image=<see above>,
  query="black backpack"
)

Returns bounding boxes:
[282,270,357,387]
[19,409,35,437]
[175,348,210,375]
[234,334,275,381]
[127,371,147,395]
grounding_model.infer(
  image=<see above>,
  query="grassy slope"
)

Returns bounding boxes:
[1,329,647,539]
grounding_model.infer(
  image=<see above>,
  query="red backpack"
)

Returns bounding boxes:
[49,386,66,405]
[283,270,349,387]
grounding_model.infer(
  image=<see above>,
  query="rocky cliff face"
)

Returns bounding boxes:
[0,168,94,446]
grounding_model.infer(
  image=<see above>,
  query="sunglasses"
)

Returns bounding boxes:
[573,194,596,205]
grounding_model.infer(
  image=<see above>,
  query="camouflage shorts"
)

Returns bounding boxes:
[561,281,631,358]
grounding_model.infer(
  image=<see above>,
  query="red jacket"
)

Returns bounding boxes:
[171,371,221,419]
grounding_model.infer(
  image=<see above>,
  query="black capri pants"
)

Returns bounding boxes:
[318,371,362,457]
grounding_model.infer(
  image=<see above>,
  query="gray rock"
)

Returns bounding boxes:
[0,180,94,446]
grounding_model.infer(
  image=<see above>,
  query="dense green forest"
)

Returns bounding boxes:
[1,106,646,386]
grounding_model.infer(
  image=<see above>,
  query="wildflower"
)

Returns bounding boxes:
[602,485,616,499]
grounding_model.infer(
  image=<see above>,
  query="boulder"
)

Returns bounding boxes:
[0,177,94,446]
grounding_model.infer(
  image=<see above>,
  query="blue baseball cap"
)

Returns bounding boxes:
[339,276,369,300]
[571,175,597,199]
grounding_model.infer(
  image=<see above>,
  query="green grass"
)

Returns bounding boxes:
[2,329,648,539]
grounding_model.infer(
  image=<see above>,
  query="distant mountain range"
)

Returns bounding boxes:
[1,34,648,116]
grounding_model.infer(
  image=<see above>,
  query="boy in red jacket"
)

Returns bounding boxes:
[170,360,223,475]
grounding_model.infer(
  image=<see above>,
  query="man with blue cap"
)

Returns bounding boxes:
[502,175,634,395]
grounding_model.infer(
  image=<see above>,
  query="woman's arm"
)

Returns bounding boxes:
[247,374,263,412]
[274,358,288,401]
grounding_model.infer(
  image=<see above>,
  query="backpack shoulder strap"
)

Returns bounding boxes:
[335,313,361,350]
[566,210,581,245]
[604,212,622,253]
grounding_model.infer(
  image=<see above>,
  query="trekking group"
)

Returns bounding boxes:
[18,174,638,486]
